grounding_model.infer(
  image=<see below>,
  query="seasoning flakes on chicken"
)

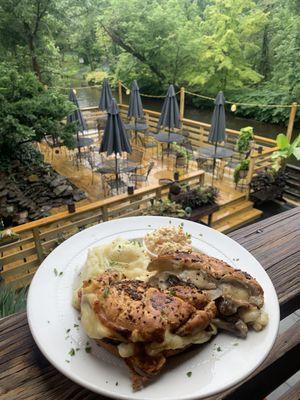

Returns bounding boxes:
[77,270,217,390]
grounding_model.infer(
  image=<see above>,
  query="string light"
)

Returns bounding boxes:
[57,81,298,109]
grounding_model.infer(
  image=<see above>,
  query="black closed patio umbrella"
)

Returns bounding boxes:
[100,98,132,185]
[157,84,181,152]
[67,87,87,159]
[208,91,226,181]
[99,78,113,111]
[67,87,87,133]
[127,80,144,142]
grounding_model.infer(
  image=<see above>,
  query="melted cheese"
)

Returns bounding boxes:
[80,293,113,339]
[145,325,217,357]
[220,283,249,301]
[179,270,216,289]
[239,307,268,331]
[118,343,135,358]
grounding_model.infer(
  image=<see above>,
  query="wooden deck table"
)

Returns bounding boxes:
[1,208,299,400]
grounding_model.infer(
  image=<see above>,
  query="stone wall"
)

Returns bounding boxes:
[0,161,86,226]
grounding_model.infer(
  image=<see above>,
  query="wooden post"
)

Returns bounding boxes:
[32,227,44,263]
[245,155,256,200]
[180,87,185,121]
[118,80,123,105]
[286,102,298,142]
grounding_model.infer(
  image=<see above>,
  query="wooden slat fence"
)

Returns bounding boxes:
[0,171,204,288]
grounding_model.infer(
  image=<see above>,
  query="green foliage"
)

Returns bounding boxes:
[233,159,250,184]
[143,199,186,217]
[173,143,192,160]
[0,63,76,166]
[0,0,299,126]
[84,70,108,86]
[236,127,254,153]
[194,0,266,92]
[250,167,286,192]
[271,134,300,161]
[0,285,28,318]
[175,186,218,210]
[230,86,300,124]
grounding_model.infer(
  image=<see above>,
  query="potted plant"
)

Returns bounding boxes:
[271,133,300,170]
[233,160,250,185]
[171,185,218,210]
[142,199,186,218]
[173,143,192,168]
[236,127,254,155]
[250,167,287,204]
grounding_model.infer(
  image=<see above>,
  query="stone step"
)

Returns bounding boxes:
[213,208,263,234]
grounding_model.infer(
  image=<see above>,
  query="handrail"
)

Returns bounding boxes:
[80,103,277,146]
[117,104,277,145]
[12,170,204,234]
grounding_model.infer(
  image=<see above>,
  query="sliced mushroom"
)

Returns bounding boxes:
[212,318,248,338]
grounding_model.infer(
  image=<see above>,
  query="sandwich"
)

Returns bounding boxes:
[76,270,217,390]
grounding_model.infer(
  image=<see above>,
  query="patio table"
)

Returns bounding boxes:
[0,207,299,400]
[124,123,148,143]
[95,159,139,175]
[194,146,234,159]
[154,132,185,144]
[124,123,148,132]
[75,137,94,148]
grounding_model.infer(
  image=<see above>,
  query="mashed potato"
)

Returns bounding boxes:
[73,238,150,309]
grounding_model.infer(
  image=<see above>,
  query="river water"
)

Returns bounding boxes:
[76,86,299,141]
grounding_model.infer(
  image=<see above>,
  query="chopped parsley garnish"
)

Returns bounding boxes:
[199,233,203,237]
[76,348,80,351]
[69,348,75,356]
[65,360,70,363]
[216,346,222,352]
[86,341,90,346]
[186,371,192,377]
[59,271,63,276]
[66,328,70,333]
[186,233,191,239]
[233,343,239,346]
[103,287,110,298]
[85,346,92,353]
[179,222,184,228]
[115,382,119,386]
[65,336,69,340]
[53,268,58,276]
[169,289,176,296]
[74,324,79,328]
[47,320,50,324]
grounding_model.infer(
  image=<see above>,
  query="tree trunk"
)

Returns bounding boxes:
[28,35,42,82]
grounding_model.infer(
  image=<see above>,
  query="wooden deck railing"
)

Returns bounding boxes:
[0,171,204,288]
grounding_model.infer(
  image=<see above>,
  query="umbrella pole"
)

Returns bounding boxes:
[167,127,171,157]
[135,117,137,144]
[77,130,81,164]
[115,153,119,194]
[212,142,217,185]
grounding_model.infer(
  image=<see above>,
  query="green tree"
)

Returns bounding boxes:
[194,0,267,92]
[97,0,201,86]
[0,63,76,165]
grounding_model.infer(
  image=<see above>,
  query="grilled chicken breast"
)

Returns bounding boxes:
[148,252,268,337]
[77,270,217,390]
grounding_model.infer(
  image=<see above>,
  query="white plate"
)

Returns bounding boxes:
[27,216,279,400]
